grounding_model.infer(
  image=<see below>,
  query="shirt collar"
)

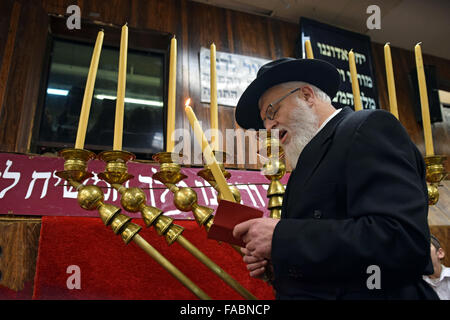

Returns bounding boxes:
[316,108,342,134]
[439,265,450,281]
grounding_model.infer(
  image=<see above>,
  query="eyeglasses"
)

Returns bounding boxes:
[264,87,301,122]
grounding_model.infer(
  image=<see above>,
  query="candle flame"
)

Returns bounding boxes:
[185,98,191,107]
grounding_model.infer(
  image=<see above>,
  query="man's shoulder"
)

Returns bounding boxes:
[334,108,398,138]
[341,108,397,127]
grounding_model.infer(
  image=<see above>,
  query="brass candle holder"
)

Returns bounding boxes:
[56,151,211,300]
[259,132,286,219]
[55,148,96,182]
[152,152,215,231]
[197,151,241,203]
[424,155,448,205]
[97,150,135,185]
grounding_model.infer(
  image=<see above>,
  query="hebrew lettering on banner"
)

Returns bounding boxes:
[300,17,379,111]
[0,153,289,219]
[199,47,271,107]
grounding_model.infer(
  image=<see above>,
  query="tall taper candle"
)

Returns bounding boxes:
[113,24,128,151]
[210,43,219,150]
[384,43,399,119]
[184,99,235,202]
[166,36,177,152]
[415,42,434,156]
[348,50,362,111]
[75,30,104,149]
[305,40,314,59]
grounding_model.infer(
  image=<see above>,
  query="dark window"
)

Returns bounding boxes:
[32,16,171,160]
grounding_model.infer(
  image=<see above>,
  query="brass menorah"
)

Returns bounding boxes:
[54,135,445,300]
[56,147,257,300]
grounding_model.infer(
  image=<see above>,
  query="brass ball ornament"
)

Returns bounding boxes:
[77,185,104,210]
[121,187,147,212]
[173,187,197,211]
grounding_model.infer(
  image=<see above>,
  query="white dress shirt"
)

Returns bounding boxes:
[316,108,342,134]
[423,265,450,300]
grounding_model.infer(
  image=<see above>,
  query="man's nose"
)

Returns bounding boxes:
[264,118,277,130]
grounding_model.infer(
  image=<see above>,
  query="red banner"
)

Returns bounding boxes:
[0,153,289,219]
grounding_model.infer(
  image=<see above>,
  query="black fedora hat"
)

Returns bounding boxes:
[235,58,341,130]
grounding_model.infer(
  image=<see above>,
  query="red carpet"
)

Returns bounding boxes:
[33,216,275,300]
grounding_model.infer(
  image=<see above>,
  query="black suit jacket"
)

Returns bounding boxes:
[272,107,438,299]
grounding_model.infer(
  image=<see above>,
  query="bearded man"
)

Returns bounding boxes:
[232,58,438,300]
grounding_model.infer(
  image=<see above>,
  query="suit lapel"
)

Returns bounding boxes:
[291,107,353,188]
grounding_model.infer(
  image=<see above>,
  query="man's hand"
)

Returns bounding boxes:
[232,218,279,260]
[241,247,268,278]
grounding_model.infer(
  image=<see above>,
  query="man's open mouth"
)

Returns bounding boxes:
[280,129,288,143]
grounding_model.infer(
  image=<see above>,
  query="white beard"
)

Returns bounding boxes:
[282,98,319,169]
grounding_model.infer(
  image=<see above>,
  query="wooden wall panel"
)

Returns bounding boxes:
[0,0,18,151]
[0,0,448,172]
[0,0,48,153]
[0,217,41,292]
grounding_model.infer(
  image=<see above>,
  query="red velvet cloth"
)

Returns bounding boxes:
[33,216,275,300]
[0,282,33,300]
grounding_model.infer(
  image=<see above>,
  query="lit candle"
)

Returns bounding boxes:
[75,30,104,149]
[348,50,362,111]
[384,43,399,119]
[184,99,235,202]
[305,40,314,59]
[210,43,219,150]
[113,23,128,151]
[166,36,177,152]
[415,42,434,156]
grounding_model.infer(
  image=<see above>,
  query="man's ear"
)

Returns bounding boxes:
[437,248,445,260]
[300,86,315,103]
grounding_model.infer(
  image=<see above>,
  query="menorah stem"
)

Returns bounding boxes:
[176,235,257,300]
[132,234,211,300]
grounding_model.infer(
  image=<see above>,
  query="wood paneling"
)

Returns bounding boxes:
[0,217,41,291]
[0,0,48,153]
[0,0,448,171]
[429,180,450,226]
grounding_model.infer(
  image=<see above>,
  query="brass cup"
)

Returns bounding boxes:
[258,131,285,159]
[424,155,447,206]
[152,152,187,184]
[425,156,447,184]
[97,150,135,185]
[197,150,240,202]
[55,148,95,182]
[198,150,231,181]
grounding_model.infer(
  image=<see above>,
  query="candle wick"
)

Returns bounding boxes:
[385,42,390,46]
[416,41,422,46]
